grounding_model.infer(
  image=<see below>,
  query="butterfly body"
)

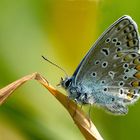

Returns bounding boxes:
[61,15,140,115]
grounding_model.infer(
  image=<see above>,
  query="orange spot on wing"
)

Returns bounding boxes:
[131,81,140,87]
[127,93,134,100]
[136,65,140,70]
[134,72,140,79]
[133,58,140,64]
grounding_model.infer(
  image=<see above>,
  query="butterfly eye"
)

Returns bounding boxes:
[64,78,72,88]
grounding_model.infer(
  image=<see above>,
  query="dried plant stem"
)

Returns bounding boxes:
[0,72,103,140]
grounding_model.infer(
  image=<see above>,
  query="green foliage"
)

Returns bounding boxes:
[0,0,140,140]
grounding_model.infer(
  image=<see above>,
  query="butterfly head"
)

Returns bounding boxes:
[60,77,72,90]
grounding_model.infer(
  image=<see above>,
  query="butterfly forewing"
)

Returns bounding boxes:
[71,16,140,114]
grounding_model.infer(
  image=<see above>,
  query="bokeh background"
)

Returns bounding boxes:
[0,0,140,140]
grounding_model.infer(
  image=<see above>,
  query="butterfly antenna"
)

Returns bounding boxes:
[42,56,68,77]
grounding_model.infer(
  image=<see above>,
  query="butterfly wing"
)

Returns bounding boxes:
[72,15,140,114]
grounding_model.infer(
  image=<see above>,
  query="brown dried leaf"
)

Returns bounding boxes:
[0,72,104,140]
[0,73,36,105]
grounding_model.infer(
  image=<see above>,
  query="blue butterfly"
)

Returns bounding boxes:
[60,15,140,115]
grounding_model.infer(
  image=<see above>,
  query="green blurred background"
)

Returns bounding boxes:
[0,0,140,140]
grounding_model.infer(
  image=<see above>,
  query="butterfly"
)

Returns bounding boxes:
[60,15,140,115]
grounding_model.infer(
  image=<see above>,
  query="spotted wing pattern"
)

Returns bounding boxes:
[72,16,140,114]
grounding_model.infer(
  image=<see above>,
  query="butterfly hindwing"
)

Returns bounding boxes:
[71,16,140,114]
